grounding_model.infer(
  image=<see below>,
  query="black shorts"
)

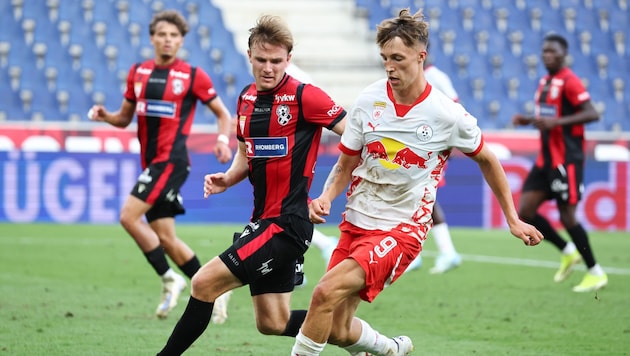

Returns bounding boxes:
[522,163,584,205]
[220,215,313,296]
[131,161,189,222]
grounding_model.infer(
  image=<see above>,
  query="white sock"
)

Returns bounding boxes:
[431,223,456,255]
[311,229,335,251]
[291,330,326,356]
[343,318,395,355]
[562,241,577,255]
[588,264,605,276]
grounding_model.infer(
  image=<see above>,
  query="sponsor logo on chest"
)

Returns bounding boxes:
[245,137,289,157]
[136,99,177,119]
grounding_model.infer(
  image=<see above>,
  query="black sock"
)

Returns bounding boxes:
[526,214,567,251]
[179,255,201,279]
[567,224,596,268]
[281,310,307,337]
[144,246,170,276]
[157,296,214,355]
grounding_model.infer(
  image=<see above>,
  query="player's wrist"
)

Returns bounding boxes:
[217,134,230,145]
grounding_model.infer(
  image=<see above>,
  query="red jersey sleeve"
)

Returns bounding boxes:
[300,84,346,129]
[192,67,218,103]
[123,63,138,102]
[564,71,591,106]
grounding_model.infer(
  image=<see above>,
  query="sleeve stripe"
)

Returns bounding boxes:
[338,142,362,156]
[464,135,485,157]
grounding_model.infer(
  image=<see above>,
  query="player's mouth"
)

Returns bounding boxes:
[388,76,400,85]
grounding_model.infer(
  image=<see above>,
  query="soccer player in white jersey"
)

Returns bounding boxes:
[406,54,463,274]
[291,9,543,356]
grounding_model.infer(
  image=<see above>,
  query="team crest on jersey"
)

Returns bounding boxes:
[372,101,386,120]
[550,86,559,99]
[276,104,292,126]
[172,78,184,95]
[416,123,433,142]
[134,82,142,98]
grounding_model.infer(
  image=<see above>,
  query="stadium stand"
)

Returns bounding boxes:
[0,0,627,131]
[0,0,251,125]
[354,0,628,131]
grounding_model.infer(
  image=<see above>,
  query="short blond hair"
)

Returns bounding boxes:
[248,15,294,53]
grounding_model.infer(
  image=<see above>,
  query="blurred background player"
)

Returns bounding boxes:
[406,45,462,274]
[88,10,233,319]
[512,33,607,293]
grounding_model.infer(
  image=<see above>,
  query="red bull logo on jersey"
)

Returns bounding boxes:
[366,138,431,170]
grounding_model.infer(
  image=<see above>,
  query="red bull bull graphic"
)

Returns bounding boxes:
[365,138,431,170]
[392,148,431,169]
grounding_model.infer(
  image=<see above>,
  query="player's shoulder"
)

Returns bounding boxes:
[557,67,581,81]
[355,79,388,103]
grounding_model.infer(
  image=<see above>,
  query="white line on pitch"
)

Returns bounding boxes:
[420,250,630,275]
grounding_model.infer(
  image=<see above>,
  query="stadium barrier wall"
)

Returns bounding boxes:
[0,126,628,231]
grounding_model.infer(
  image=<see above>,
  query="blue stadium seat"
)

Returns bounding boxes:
[3,0,629,131]
[2,90,27,120]
[603,100,627,130]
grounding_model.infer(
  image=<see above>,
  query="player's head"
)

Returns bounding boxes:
[542,33,568,74]
[376,9,429,91]
[149,10,188,64]
[149,10,189,37]
[247,15,294,91]
[377,9,429,51]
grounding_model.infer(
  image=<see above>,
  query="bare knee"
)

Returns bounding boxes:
[119,212,136,231]
[310,284,337,313]
[158,235,177,251]
[256,320,286,336]
[190,272,220,301]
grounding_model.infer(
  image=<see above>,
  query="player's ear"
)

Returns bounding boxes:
[418,50,427,62]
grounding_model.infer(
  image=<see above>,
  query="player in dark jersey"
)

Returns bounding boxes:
[156,15,346,355]
[512,33,607,293]
[88,10,233,319]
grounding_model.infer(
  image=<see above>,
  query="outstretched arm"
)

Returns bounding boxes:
[89,99,136,128]
[204,141,249,197]
[470,145,544,246]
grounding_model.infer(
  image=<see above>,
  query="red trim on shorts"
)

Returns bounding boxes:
[237,223,283,260]
[146,162,174,205]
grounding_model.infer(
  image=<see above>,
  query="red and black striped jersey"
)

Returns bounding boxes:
[533,67,591,168]
[236,74,345,221]
[124,59,218,169]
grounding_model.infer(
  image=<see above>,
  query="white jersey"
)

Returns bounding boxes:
[340,79,482,231]
[424,65,459,102]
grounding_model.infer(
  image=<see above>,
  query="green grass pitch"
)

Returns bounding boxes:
[1,223,628,355]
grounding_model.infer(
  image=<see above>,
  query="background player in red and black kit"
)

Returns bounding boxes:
[157,15,346,355]
[513,33,607,293]
[88,10,233,319]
